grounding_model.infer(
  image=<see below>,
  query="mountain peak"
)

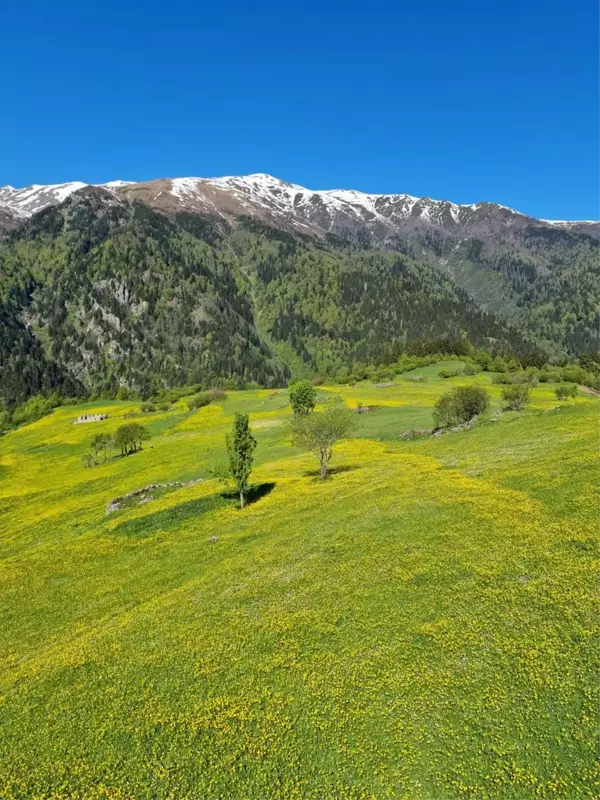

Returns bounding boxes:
[0,174,596,242]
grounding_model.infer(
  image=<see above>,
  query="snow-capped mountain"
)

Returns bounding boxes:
[0,174,597,241]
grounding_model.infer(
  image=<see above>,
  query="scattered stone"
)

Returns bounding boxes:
[403,416,479,440]
[207,536,219,544]
[74,413,108,424]
[106,478,203,514]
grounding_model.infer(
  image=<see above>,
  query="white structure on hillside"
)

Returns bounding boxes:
[74,413,108,424]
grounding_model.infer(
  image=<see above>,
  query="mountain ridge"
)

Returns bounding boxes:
[1,174,597,236]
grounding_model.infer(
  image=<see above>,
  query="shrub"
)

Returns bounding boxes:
[555,384,578,400]
[187,392,211,411]
[501,384,530,410]
[438,369,463,379]
[157,402,171,412]
[434,386,490,428]
[312,375,326,386]
[405,374,427,383]
[463,363,480,376]
[11,394,60,426]
[208,387,227,401]
[289,380,317,416]
[140,402,156,413]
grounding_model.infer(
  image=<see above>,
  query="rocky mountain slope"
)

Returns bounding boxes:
[0,175,597,404]
[0,188,546,405]
[1,174,597,241]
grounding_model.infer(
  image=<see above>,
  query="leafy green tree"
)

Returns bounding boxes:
[113,423,149,456]
[291,405,356,479]
[82,451,96,468]
[501,384,530,410]
[434,386,490,428]
[91,432,112,462]
[289,380,317,417]
[226,413,257,508]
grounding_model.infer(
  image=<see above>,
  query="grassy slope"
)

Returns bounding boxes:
[0,368,598,800]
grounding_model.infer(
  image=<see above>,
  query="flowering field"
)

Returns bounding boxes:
[0,368,598,799]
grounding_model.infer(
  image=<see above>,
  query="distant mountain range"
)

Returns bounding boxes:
[0,175,597,404]
[1,173,597,239]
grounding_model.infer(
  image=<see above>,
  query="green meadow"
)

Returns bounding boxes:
[0,366,598,799]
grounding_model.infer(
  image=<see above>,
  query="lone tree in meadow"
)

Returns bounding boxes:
[226,413,257,509]
[113,423,150,456]
[434,385,490,428]
[291,404,356,480]
[289,380,317,417]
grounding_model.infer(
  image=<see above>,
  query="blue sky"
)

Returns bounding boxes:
[2,0,598,219]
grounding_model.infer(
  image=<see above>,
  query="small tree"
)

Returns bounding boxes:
[501,384,530,411]
[289,380,317,417]
[226,413,257,509]
[91,432,113,462]
[291,405,356,479]
[434,385,490,428]
[82,451,96,468]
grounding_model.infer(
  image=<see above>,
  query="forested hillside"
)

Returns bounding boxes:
[0,190,547,405]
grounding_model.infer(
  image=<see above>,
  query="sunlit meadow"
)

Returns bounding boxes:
[0,365,598,799]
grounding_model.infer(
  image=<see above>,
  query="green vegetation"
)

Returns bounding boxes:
[112,422,150,456]
[0,365,598,798]
[225,412,257,508]
[5,191,594,409]
[289,379,317,417]
[501,383,530,410]
[434,385,490,428]
[291,403,356,479]
[555,384,579,400]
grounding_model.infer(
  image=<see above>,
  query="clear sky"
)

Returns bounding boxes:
[2,0,598,219]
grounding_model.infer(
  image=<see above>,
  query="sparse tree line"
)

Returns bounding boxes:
[82,423,150,467]
[2,341,597,435]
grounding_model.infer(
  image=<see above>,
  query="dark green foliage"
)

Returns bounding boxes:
[187,393,211,411]
[291,405,356,479]
[555,384,579,400]
[438,368,463,379]
[0,191,541,404]
[289,380,317,416]
[226,413,257,508]
[434,386,490,428]
[113,423,150,456]
[501,384,530,410]
[9,394,61,427]
[463,363,480,376]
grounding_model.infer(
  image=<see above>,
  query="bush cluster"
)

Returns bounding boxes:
[434,386,490,428]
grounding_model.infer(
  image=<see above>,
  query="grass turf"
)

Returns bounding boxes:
[0,367,598,799]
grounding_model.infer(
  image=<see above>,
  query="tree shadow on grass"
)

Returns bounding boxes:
[110,482,276,538]
[111,494,230,538]
[219,482,276,506]
[303,465,358,478]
